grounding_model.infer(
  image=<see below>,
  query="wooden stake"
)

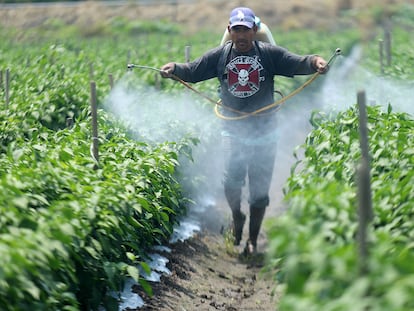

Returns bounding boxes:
[378,39,384,74]
[357,90,373,275]
[108,74,114,90]
[154,73,161,90]
[89,62,94,80]
[66,117,74,128]
[90,81,99,168]
[384,20,392,66]
[185,45,191,62]
[5,68,10,108]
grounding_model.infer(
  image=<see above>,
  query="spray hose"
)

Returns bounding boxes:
[128,48,341,121]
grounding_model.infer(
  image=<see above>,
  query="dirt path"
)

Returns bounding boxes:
[123,187,282,311]
[135,231,279,311]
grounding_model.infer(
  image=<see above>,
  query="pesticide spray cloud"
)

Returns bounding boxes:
[103,51,414,229]
[269,45,414,216]
[103,73,229,232]
[321,45,414,114]
[104,73,214,143]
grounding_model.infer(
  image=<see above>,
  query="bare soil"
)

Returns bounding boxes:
[135,231,278,311]
[130,194,280,311]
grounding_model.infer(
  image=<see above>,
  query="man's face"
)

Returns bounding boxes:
[228,25,257,52]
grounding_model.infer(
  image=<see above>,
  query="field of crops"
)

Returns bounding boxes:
[1,2,414,310]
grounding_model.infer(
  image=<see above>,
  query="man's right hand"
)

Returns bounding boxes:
[160,63,175,78]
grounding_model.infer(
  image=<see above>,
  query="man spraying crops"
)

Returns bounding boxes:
[160,7,328,255]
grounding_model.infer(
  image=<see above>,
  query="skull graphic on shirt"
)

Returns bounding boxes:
[227,55,264,98]
[238,69,249,86]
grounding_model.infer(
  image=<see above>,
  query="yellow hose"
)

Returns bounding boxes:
[214,72,320,120]
[131,62,327,121]
[131,48,340,121]
[171,71,320,121]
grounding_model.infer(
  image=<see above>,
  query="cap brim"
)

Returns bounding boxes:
[230,21,254,29]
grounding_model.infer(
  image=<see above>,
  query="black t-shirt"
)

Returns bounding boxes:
[173,41,316,141]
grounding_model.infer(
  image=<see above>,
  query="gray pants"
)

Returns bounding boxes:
[223,137,277,211]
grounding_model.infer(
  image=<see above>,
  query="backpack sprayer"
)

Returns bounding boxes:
[127,47,342,120]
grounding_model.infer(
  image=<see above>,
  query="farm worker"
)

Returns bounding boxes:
[160,7,328,255]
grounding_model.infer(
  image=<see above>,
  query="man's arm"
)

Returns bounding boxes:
[160,46,224,82]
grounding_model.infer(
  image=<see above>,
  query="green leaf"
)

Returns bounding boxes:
[125,184,135,193]
[85,246,99,259]
[132,203,142,214]
[12,196,29,208]
[139,278,153,297]
[25,280,41,300]
[126,265,140,282]
[139,261,151,275]
[126,252,136,261]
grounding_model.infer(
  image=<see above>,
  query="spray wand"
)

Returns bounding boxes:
[127,64,219,104]
[127,63,248,114]
[127,47,342,120]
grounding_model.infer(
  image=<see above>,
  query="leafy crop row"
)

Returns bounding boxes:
[263,7,414,309]
[266,104,414,310]
[0,32,197,310]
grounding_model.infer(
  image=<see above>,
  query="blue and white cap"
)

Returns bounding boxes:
[229,7,256,29]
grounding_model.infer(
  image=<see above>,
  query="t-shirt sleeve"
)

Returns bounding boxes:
[265,45,317,77]
[173,46,223,83]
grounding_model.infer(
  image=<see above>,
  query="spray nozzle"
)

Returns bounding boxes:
[127,63,136,71]
[126,63,163,73]
[327,48,342,66]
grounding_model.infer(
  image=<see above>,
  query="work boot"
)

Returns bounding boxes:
[244,207,266,255]
[224,183,244,245]
[232,210,246,246]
